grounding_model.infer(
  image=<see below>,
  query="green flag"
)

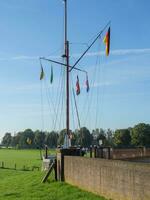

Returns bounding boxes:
[40,65,44,80]
[50,65,53,84]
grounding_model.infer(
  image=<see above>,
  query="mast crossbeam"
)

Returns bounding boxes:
[40,57,87,74]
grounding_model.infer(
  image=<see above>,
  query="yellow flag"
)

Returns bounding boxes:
[27,138,32,145]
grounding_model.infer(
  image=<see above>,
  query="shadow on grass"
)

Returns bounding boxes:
[0,167,40,172]
[4,192,21,198]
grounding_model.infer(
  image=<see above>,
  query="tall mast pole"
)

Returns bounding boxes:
[64,0,70,137]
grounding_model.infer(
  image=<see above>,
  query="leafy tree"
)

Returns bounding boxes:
[34,130,45,148]
[78,127,92,147]
[45,131,58,148]
[19,129,35,149]
[58,129,79,147]
[105,129,114,146]
[70,131,78,146]
[11,134,20,148]
[92,128,99,139]
[131,123,150,146]
[58,129,66,145]
[2,133,12,148]
[113,129,131,147]
[97,132,106,146]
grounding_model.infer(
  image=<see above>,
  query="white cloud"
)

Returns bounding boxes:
[110,48,150,56]
[12,56,38,60]
[77,48,150,57]
[0,48,150,62]
[91,81,116,87]
[0,55,61,61]
[0,83,41,93]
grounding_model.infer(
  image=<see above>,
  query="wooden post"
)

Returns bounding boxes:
[57,151,64,181]
[94,146,97,158]
[143,146,146,157]
[108,147,111,159]
[97,147,101,158]
[42,162,55,183]
[2,161,4,168]
[111,148,114,159]
[54,159,57,181]
[45,145,48,159]
[90,146,92,158]
[100,147,103,158]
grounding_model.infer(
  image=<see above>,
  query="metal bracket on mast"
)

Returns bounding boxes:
[39,57,88,74]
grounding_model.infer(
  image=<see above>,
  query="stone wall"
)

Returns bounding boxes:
[64,156,150,200]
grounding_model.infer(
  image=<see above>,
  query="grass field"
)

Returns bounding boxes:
[0,149,107,200]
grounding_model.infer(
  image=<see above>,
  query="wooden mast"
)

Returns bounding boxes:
[64,0,70,138]
[40,2,110,142]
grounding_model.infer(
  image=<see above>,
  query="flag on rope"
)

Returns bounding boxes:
[26,137,32,145]
[86,74,89,92]
[103,27,110,56]
[40,63,44,80]
[50,65,53,84]
[76,75,80,95]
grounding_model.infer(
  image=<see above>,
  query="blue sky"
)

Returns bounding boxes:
[0,0,150,139]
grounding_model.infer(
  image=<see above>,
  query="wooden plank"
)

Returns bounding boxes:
[42,162,55,183]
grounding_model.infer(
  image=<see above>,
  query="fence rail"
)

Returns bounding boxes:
[0,161,40,171]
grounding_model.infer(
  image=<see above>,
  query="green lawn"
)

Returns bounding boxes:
[0,149,107,200]
[0,149,42,169]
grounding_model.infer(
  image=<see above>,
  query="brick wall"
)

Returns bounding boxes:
[64,156,150,200]
[112,148,150,159]
[145,148,150,157]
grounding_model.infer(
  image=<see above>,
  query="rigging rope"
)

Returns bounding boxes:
[70,74,76,130]
[39,20,110,133]
[55,64,65,131]
[72,87,81,129]
[39,4,66,133]
[94,42,102,129]
[40,78,44,132]
[70,73,80,130]
[56,57,66,131]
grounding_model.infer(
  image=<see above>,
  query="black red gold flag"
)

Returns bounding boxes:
[103,27,110,56]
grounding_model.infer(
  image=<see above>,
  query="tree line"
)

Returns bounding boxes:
[1,123,150,149]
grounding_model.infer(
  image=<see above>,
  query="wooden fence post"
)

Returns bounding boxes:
[90,146,92,158]
[54,159,57,181]
[108,147,111,159]
[45,145,48,159]
[94,146,97,158]
[100,147,103,158]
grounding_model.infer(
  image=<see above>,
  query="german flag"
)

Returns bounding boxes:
[103,27,110,56]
